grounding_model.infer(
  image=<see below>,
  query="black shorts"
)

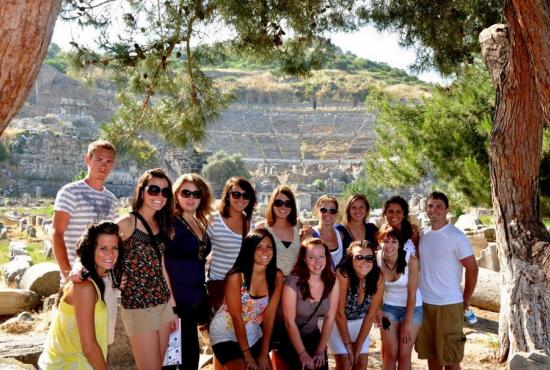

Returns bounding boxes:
[212,339,262,365]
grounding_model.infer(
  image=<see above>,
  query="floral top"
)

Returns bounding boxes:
[121,228,171,309]
[344,283,371,321]
[209,275,269,346]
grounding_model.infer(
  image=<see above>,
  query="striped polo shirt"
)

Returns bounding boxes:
[54,180,119,265]
[207,211,251,281]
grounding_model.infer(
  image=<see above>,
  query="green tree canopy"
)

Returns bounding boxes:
[201,150,250,196]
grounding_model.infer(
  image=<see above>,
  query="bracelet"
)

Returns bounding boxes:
[298,349,307,356]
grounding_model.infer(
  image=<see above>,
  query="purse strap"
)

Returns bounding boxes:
[131,211,162,260]
[298,292,324,329]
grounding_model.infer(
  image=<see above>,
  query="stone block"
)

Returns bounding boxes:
[19,262,61,297]
[455,214,480,232]
[9,241,28,261]
[0,288,40,315]
[0,334,45,367]
[466,231,488,258]
[25,226,36,238]
[0,357,36,370]
[19,218,27,231]
[476,243,499,272]
[0,226,7,239]
[462,267,500,312]
[508,350,550,370]
[3,257,32,286]
[481,226,496,242]
[42,239,53,258]
[0,311,35,334]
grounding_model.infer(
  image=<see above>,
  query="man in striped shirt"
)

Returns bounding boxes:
[52,140,118,280]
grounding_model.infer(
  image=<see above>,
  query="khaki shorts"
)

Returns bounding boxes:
[120,301,176,336]
[415,302,466,366]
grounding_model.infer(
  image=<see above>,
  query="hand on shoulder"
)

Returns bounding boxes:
[116,214,135,241]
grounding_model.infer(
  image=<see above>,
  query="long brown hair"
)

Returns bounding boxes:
[290,238,336,300]
[172,173,213,229]
[265,185,297,227]
[342,193,371,225]
[218,176,256,220]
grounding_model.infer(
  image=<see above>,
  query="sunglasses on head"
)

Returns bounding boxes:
[353,254,376,262]
[179,189,201,199]
[145,184,171,198]
[230,191,251,200]
[319,207,338,215]
[273,199,293,208]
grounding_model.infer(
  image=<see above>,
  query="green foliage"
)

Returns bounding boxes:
[0,141,9,162]
[341,177,383,208]
[367,1,504,74]
[0,241,53,274]
[312,179,326,192]
[44,42,69,72]
[201,151,251,195]
[364,63,494,206]
[73,169,87,181]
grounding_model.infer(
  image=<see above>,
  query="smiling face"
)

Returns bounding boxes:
[273,192,293,220]
[229,184,250,214]
[426,197,448,228]
[305,244,327,276]
[177,181,201,214]
[142,176,170,212]
[349,198,367,223]
[94,234,119,276]
[85,148,115,184]
[384,202,405,228]
[351,246,375,278]
[254,236,274,266]
[380,235,399,258]
[317,200,338,226]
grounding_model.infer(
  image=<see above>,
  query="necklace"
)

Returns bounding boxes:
[383,258,398,272]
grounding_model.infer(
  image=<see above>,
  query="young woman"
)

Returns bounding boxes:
[207,176,257,315]
[164,173,213,370]
[117,168,178,370]
[272,238,340,370]
[377,225,422,370]
[209,228,284,370]
[329,240,384,370]
[336,194,379,249]
[383,196,419,256]
[301,195,345,267]
[256,185,301,275]
[39,221,123,370]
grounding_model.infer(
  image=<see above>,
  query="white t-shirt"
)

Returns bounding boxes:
[419,224,474,305]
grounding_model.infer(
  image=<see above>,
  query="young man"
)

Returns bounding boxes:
[416,191,478,370]
[52,140,118,278]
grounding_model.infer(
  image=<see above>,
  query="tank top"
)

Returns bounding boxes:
[377,253,422,307]
[38,280,108,370]
[312,225,344,267]
[344,283,372,320]
[265,224,300,275]
[209,274,270,346]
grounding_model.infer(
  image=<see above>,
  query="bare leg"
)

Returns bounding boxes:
[397,323,421,370]
[380,319,400,370]
[129,330,162,370]
[353,354,368,370]
[334,354,352,370]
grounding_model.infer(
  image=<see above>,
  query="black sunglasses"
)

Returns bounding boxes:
[230,191,251,200]
[179,189,201,199]
[145,184,171,198]
[353,254,376,262]
[319,207,338,215]
[273,199,293,208]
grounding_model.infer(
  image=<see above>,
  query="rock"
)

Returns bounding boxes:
[35,216,44,227]
[19,263,61,297]
[0,312,35,334]
[466,230,489,258]
[508,350,550,370]
[463,267,500,312]
[42,239,53,258]
[107,306,135,368]
[0,288,40,315]
[477,243,500,272]
[0,226,7,239]
[9,241,28,261]
[0,357,36,370]
[0,333,46,367]
[455,214,480,232]
[42,293,58,312]
[19,218,27,231]
[2,257,32,286]
[447,214,458,225]
[26,226,36,238]
[481,226,496,242]
[29,215,37,226]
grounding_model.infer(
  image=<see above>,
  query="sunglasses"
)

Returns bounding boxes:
[230,191,251,200]
[319,207,338,215]
[273,199,293,208]
[353,254,376,262]
[145,185,171,198]
[179,189,201,199]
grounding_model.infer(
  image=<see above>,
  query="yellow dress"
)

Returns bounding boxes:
[38,280,108,369]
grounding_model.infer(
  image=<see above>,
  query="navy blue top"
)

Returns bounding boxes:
[336,222,379,250]
[164,218,211,313]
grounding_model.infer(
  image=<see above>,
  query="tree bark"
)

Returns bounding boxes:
[480,0,550,362]
[0,0,62,136]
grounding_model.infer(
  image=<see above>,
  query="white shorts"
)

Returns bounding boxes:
[327,318,371,354]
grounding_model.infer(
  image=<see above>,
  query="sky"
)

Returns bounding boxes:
[52,20,445,84]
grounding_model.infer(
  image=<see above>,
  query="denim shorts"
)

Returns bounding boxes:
[382,303,423,325]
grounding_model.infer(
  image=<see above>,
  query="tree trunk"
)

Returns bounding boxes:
[480,0,550,362]
[0,0,61,136]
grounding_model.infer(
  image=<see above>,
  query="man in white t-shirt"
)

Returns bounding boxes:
[415,192,478,370]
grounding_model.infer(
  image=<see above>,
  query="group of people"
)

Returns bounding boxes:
[38,139,479,370]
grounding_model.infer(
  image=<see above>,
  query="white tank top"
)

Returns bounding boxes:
[313,225,344,267]
[377,252,422,307]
